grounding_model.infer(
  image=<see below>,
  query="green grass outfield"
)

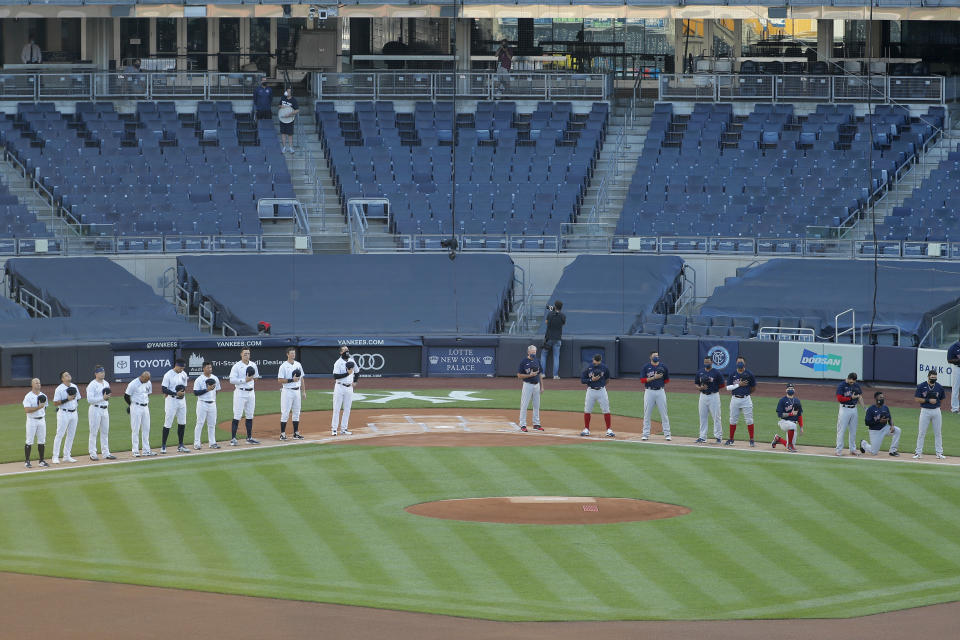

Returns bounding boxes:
[0,388,953,463]
[1,441,959,621]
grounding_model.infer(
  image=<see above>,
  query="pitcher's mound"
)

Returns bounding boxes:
[406,496,690,525]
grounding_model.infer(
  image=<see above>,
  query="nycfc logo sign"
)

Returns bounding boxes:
[708,346,730,369]
[353,353,385,371]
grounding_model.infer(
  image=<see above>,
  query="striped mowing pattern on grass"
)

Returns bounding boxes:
[1,442,959,621]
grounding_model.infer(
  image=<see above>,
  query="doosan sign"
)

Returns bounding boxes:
[800,349,842,373]
[779,343,862,380]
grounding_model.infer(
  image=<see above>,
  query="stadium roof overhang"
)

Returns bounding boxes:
[1,2,960,20]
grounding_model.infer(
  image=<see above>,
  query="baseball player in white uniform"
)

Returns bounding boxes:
[86,365,115,461]
[332,346,359,436]
[834,373,863,456]
[278,347,306,440]
[52,370,81,463]
[124,371,155,457]
[192,361,221,449]
[23,378,49,468]
[914,371,946,459]
[640,351,670,441]
[580,353,614,437]
[229,348,260,445]
[160,358,190,454]
[516,345,544,432]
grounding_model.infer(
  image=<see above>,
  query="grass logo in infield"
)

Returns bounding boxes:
[800,349,842,373]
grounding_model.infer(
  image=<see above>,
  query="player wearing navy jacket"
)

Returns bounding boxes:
[517,345,544,433]
[724,356,757,446]
[835,372,863,456]
[947,339,960,413]
[772,383,803,452]
[580,354,614,438]
[694,355,725,443]
[914,371,946,459]
[640,351,670,441]
[860,391,901,456]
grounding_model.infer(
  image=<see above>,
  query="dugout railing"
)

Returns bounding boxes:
[0,72,263,102]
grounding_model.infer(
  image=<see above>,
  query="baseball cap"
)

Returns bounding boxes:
[94,366,105,374]
[175,358,186,367]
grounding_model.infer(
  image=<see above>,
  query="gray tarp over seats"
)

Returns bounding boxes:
[547,255,685,335]
[177,254,515,335]
[5,257,180,320]
[0,317,202,344]
[699,259,960,343]
[0,295,28,320]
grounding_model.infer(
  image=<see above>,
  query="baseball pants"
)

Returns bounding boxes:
[836,406,859,454]
[332,384,353,433]
[88,405,110,457]
[643,388,670,437]
[862,425,901,455]
[281,387,302,422]
[53,410,78,460]
[25,416,46,445]
[729,396,753,425]
[130,404,151,453]
[519,382,541,427]
[953,377,959,413]
[698,393,722,440]
[916,408,943,456]
[584,387,610,414]
[164,397,187,428]
[194,400,218,447]
[233,390,255,420]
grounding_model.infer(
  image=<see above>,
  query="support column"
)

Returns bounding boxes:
[80,17,88,62]
[733,19,742,59]
[817,19,834,62]
[112,17,122,70]
[454,18,471,71]
[866,20,882,59]
[674,18,684,73]
[702,19,714,58]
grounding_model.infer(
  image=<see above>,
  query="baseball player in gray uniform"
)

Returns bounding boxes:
[517,345,544,432]
[278,347,306,440]
[23,378,49,468]
[52,370,81,463]
[580,354,613,437]
[160,358,190,454]
[914,370,946,459]
[332,346,358,436]
[229,348,260,445]
[835,373,863,456]
[86,365,115,461]
[192,361,221,449]
[124,371,155,457]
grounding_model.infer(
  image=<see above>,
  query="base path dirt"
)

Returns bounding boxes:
[406,496,690,525]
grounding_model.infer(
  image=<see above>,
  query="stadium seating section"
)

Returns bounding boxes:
[0,178,48,241]
[176,254,516,335]
[315,100,608,245]
[0,101,293,247]
[617,103,944,249]
[547,255,685,335]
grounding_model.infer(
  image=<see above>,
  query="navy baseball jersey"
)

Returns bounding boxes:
[775,396,803,422]
[640,363,669,390]
[518,356,541,384]
[581,363,610,389]
[864,405,893,430]
[948,341,960,364]
[727,369,756,397]
[836,382,862,406]
[915,381,945,409]
[694,368,724,394]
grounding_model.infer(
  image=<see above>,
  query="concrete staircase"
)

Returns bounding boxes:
[0,153,77,238]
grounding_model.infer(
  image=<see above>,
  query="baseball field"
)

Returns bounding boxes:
[1,378,957,637]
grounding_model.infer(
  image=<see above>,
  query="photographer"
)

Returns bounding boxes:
[540,300,565,379]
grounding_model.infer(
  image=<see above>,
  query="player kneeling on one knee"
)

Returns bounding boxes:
[580,354,614,438]
[772,383,803,452]
[860,391,901,456]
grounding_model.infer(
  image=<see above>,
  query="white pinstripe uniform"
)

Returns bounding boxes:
[229,360,259,419]
[86,378,111,458]
[125,377,153,455]
[193,373,221,447]
[278,359,305,422]
[52,382,81,462]
[23,391,46,445]
[332,355,357,435]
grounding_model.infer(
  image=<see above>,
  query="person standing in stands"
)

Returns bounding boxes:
[640,351,671,441]
[23,379,49,468]
[253,79,273,121]
[52,371,81,464]
[495,39,513,94]
[278,88,299,154]
[540,300,565,379]
[21,36,41,64]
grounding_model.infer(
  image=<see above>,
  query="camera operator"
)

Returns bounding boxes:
[540,301,565,379]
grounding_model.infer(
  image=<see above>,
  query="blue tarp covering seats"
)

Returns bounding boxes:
[547,255,685,335]
[699,259,960,343]
[0,317,202,344]
[177,254,515,335]
[0,295,29,320]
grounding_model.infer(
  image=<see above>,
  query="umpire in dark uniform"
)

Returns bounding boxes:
[540,301,565,379]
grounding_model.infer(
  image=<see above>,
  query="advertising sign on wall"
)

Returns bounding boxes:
[426,347,496,377]
[916,348,954,385]
[779,342,863,380]
[698,339,740,376]
[111,349,176,382]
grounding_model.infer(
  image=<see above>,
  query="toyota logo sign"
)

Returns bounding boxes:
[352,353,385,370]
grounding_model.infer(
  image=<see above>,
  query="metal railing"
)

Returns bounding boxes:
[659,74,945,104]
[0,72,262,102]
[835,308,856,343]
[0,234,314,257]
[757,327,816,342]
[859,323,902,346]
[346,197,391,254]
[16,286,52,318]
[315,72,608,102]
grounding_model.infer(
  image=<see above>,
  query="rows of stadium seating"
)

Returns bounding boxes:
[0,101,291,241]
[632,311,824,339]
[0,182,48,238]
[616,102,943,241]
[315,100,608,240]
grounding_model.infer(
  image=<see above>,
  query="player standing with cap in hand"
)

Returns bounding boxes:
[160,358,190,454]
[52,371,81,463]
[331,346,359,436]
[580,354,614,438]
[125,371,154,457]
[192,361,221,450]
[278,346,306,440]
[86,365,115,461]
[694,355,725,443]
[640,351,671,441]
[772,383,803,452]
[229,348,260,445]
[23,379,49,468]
